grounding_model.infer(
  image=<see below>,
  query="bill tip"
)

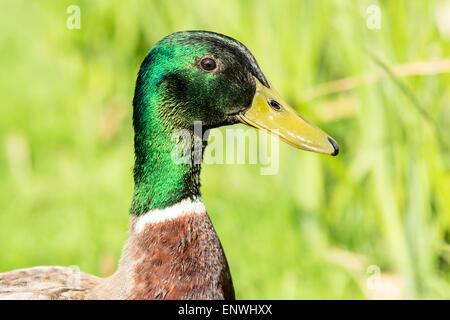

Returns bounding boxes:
[328,137,339,156]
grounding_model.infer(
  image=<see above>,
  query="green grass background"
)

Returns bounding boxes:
[0,0,449,299]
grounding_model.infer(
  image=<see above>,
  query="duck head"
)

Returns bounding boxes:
[133,30,338,156]
[131,31,338,214]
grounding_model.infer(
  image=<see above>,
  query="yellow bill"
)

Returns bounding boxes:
[237,78,339,156]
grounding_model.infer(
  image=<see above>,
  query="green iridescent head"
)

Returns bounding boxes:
[133,31,270,132]
[131,31,338,215]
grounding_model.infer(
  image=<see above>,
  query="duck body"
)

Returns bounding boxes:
[0,267,102,299]
[0,31,338,300]
[0,199,233,300]
[91,199,234,299]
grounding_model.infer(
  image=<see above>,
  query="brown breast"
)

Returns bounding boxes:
[127,211,235,300]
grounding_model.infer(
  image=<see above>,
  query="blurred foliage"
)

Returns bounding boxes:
[0,0,449,299]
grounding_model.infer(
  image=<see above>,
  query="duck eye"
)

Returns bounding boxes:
[199,57,217,72]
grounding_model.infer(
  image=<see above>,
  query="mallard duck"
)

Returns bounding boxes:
[0,31,338,300]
